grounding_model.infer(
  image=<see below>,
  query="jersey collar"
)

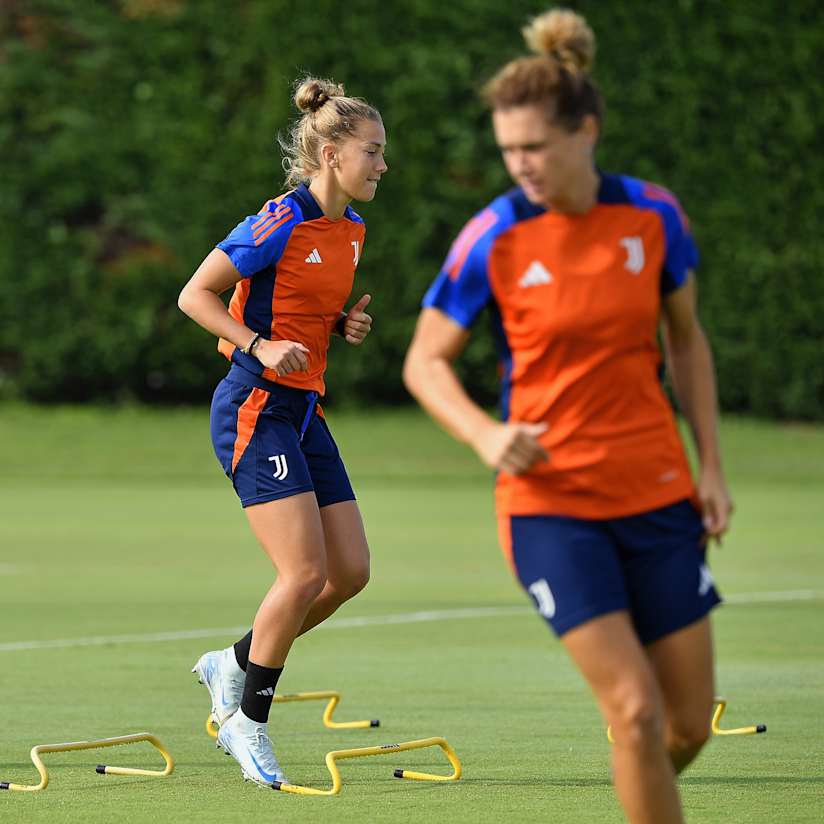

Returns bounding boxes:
[293,183,326,221]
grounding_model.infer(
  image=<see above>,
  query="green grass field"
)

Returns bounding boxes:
[1,405,822,823]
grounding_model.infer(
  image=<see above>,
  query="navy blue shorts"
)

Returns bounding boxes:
[210,365,355,509]
[508,500,721,644]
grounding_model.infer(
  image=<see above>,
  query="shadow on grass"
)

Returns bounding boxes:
[435,776,612,788]
[683,775,824,786]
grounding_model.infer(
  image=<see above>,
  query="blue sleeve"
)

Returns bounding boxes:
[216,202,299,277]
[422,209,499,328]
[641,184,698,294]
[661,210,698,294]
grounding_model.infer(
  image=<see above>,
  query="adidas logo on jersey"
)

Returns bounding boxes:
[305,248,323,264]
[519,261,553,288]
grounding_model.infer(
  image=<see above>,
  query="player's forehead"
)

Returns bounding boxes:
[350,117,386,148]
[492,105,557,147]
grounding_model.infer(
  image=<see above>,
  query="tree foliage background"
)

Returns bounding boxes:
[1,0,822,417]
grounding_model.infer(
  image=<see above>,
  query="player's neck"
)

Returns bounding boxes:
[545,166,599,215]
[307,177,350,221]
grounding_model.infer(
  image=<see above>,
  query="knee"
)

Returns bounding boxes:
[281,568,327,605]
[668,717,711,756]
[331,560,370,602]
[607,685,665,749]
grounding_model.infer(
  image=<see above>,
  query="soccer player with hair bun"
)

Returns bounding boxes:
[179,75,387,787]
[404,9,731,823]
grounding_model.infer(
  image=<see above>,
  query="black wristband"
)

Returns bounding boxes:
[334,312,348,337]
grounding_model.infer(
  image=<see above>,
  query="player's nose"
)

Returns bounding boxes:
[511,149,528,170]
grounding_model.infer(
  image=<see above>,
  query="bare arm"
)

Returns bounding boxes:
[662,273,733,540]
[403,308,547,475]
[178,248,308,376]
[178,249,257,348]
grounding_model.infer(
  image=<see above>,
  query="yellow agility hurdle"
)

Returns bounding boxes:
[205,690,379,738]
[0,732,174,793]
[272,736,462,797]
[711,697,767,736]
[607,696,766,744]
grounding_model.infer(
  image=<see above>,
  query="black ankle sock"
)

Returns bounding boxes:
[233,631,253,671]
[241,661,283,723]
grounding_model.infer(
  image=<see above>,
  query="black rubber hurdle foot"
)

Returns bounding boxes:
[393,769,404,779]
[756,724,767,733]
[370,720,380,727]
[95,765,107,774]
[271,780,283,791]
[0,782,10,790]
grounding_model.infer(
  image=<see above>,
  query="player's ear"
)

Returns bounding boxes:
[320,142,338,169]
[579,114,599,149]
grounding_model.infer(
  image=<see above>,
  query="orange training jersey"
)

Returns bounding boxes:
[423,172,698,520]
[216,183,365,395]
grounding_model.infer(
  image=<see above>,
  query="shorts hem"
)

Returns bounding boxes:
[317,492,357,509]
[240,485,316,508]
[639,593,722,645]
[552,600,628,638]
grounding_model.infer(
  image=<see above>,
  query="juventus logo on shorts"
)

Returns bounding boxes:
[268,454,289,480]
[528,578,556,619]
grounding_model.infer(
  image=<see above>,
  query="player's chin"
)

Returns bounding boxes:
[520,184,547,206]
[355,180,380,201]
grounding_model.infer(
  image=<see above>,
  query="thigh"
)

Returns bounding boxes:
[301,412,356,508]
[245,491,326,575]
[508,514,629,638]
[319,500,370,583]
[611,500,722,645]
[646,616,715,733]
[562,611,663,724]
[211,379,315,508]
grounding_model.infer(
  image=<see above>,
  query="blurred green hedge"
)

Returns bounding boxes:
[1,0,822,417]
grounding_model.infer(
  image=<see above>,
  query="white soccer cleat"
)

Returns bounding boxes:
[216,710,288,787]
[191,647,245,726]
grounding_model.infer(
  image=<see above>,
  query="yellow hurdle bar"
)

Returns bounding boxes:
[711,697,767,736]
[607,696,766,744]
[0,732,174,793]
[272,736,462,797]
[205,689,379,738]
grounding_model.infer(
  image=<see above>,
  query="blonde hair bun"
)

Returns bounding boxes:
[522,7,595,73]
[294,77,346,114]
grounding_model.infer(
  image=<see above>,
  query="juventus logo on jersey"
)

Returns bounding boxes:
[268,454,289,480]
[620,236,645,274]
